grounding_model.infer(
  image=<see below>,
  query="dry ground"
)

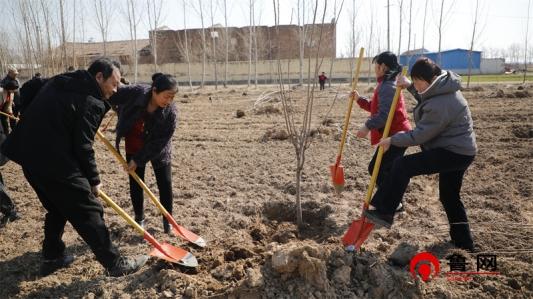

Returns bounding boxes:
[0,82,532,298]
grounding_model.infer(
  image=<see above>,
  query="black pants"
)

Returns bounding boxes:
[368,145,407,189]
[0,115,8,135]
[371,148,475,246]
[23,168,120,269]
[126,155,172,227]
[0,172,15,216]
[10,104,19,130]
[319,81,325,90]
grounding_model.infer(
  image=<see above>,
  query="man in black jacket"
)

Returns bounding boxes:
[1,58,148,276]
[0,66,21,132]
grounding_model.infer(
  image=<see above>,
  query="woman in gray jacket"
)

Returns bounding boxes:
[364,57,477,251]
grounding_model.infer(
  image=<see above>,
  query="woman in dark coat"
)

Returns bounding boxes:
[110,73,178,233]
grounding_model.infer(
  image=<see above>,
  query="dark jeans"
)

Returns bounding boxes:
[371,148,475,246]
[368,145,407,189]
[10,104,19,130]
[0,115,8,135]
[23,168,120,269]
[319,81,325,90]
[0,172,15,215]
[126,155,172,227]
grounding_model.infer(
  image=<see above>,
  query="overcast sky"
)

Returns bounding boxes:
[0,0,530,58]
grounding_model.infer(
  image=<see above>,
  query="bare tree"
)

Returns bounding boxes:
[224,0,229,87]
[193,0,207,88]
[183,0,193,90]
[437,0,445,64]
[59,0,68,67]
[125,0,142,82]
[209,0,218,89]
[387,0,390,51]
[328,0,345,88]
[72,0,77,68]
[367,0,375,85]
[524,0,531,83]
[466,0,480,88]
[397,0,403,56]
[248,0,253,87]
[94,0,113,56]
[147,0,163,72]
[407,0,412,53]
[298,0,307,85]
[421,0,428,50]
[273,0,328,227]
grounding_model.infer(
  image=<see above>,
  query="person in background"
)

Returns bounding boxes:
[0,122,19,228]
[364,57,477,251]
[0,67,21,133]
[318,72,328,90]
[352,51,411,212]
[2,58,148,276]
[109,73,178,234]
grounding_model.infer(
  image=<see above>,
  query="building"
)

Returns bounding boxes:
[143,23,336,64]
[399,48,482,74]
[62,39,150,67]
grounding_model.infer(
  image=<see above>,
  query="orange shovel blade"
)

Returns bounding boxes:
[149,243,198,267]
[342,218,375,250]
[329,164,345,193]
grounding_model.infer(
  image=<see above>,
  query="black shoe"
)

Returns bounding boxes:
[163,219,170,234]
[40,255,75,276]
[395,202,405,213]
[364,209,394,229]
[107,255,149,277]
[135,218,145,229]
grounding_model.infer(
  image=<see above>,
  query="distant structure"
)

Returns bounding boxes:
[399,48,504,74]
[143,23,336,64]
[62,39,150,66]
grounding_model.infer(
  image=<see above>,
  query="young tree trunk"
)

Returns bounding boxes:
[438,0,445,65]
[387,0,390,51]
[368,1,374,86]
[397,0,403,56]
[224,0,229,87]
[60,0,67,69]
[467,0,480,88]
[198,0,206,88]
[72,0,77,68]
[328,0,345,88]
[248,0,253,87]
[422,0,428,50]
[524,0,531,84]
[210,0,218,90]
[253,2,258,87]
[183,0,193,91]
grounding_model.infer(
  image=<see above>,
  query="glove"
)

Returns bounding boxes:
[396,75,412,88]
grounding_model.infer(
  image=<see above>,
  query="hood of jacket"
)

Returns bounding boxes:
[419,71,462,101]
[51,70,103,99]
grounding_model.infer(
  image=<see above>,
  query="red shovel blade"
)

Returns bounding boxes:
[149,243,198,267]
[342,217,375,250]
[330,164,345,193]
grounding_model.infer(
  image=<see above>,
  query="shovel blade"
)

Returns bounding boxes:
[342,218,375,250]
[149,243,198,267]
[330,164,345,193]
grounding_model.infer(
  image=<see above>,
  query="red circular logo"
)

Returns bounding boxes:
[410,252,440,282]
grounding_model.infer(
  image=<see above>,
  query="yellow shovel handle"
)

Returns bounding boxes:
[337,47,365,157]
[98,189,145,236]
[95,130,170,217]
[363,67,408,206]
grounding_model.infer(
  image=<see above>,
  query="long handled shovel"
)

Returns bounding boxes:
[342,67,408,250]
[0,111,18,121]
[330,47,365,194]
[98,190,198,267]
[96,130,207,248]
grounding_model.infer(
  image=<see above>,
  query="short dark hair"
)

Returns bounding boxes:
[88,57,121,80]
[151,73,178,93]
[410,57,442,84]
[372,51,401,72]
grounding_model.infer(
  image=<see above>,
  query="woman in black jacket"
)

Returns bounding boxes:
[110,73,178,233]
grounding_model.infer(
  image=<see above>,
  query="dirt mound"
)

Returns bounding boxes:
[235,109,245,118]
[254,105,281,115]
[512,126,533,138]
[513,90,530,98]
[260,128,289,142]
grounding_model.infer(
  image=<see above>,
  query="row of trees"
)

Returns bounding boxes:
[0,0,531,86]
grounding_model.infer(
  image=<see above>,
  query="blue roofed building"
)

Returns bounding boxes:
[399,48,482,74]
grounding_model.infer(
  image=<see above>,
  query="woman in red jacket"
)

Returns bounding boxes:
[353,51,411,211]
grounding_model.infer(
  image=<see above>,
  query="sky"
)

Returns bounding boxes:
[0,0,530,59]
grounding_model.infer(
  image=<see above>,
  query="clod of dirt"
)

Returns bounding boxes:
[517,85,525,90]
[242,92,248,96]
[260,128,289,142]
[512,126,533,138]
[183,94,189,98]
[245,267,264,288]
[255,105,281,115]
[224,246,255,262]
[388,242,419,267]
[236,109,245,118]
[332,265,351,285]
[321,118,334,126]
[271,242,329,290]
[489,89,505,98]
[513,90,530,98]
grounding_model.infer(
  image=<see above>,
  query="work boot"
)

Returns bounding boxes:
[135,217,145,229]
[106,255,149,277]
[364,209,394,229]
[450,223,475,252]
[40,255,75,276]
[0,210,20,228]
[163,219,170,234]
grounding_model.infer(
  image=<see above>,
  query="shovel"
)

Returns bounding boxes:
[98,190,198,267]
[342,67,408,250]
[330,47,365,194]
[0,111,18,121]
[96,130,207,248]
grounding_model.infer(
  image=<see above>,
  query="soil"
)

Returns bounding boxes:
[0,83,532,298]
